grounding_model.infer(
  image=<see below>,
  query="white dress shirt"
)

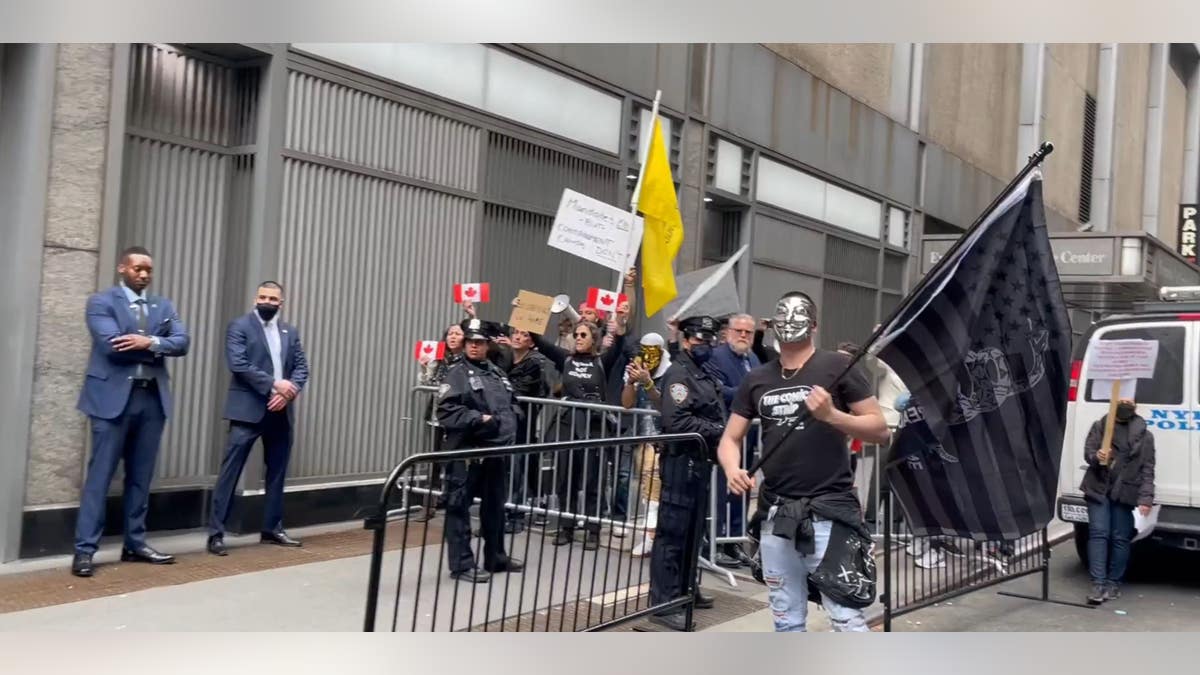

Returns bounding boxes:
[259,314,284,382]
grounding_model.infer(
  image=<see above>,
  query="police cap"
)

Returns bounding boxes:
[460,318,490,341]
[678,315,718,341]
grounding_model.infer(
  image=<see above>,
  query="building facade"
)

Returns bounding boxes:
[2,42,1198,561]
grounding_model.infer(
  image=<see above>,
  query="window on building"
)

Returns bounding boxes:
[755,156,883,239]
[1078,93,1097,224]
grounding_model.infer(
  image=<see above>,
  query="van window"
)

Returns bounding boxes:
[1084,325,1185,405]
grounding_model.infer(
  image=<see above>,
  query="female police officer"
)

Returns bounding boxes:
[436,318,526,583]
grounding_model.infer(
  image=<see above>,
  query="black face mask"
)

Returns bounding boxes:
[689,342,713,366]
[1115,402,1136,423]
[256,303,280,322]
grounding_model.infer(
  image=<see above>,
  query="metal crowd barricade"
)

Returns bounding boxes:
[400,386,662,527]
[362,433,710,632]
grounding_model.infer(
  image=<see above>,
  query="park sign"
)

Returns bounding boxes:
[547,189,643,274]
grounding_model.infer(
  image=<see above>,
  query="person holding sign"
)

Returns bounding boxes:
[1079,398,1156,605]
[530,316,629,550]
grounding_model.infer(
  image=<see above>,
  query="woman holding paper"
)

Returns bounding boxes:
[1079,397,1156,605]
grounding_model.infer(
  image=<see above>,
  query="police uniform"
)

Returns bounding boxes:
[436,319,525,583]
[645,315,726,631]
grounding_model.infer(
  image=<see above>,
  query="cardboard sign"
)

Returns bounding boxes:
[1085,339,1159,381]
[548,189,642,273]
[508,290,555,335]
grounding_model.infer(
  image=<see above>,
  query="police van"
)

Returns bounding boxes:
[1058,286,1200,563]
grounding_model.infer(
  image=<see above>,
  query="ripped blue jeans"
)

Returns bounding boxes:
[759,513,869,632]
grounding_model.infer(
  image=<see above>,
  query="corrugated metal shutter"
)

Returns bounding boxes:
[883,252,906,291]
[480,132,620,317]
[821,280,877,349]
[116,44,259,485]
[280,66,484,478]
[285,70,480,192]
[825,236,879,285]
[277,159,477,478]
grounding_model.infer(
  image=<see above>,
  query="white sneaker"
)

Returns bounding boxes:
[632,537,653,557]
[611,525,628,538]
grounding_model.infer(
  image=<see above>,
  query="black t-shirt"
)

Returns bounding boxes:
[732,350,873,500]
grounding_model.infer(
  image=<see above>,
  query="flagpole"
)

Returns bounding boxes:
[618,90,663,292]
[745,141,1056,478]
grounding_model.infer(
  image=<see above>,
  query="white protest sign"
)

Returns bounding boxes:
[1091,379,1138,402]
[1085,339,1159,381]
[547,189,642,273]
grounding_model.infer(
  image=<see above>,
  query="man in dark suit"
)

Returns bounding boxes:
[73,246,191,578]
[207,281,310,555]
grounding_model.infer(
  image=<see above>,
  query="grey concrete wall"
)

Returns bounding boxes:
[1042,44,1099,228]
[924,44,1022,182]
[763,44,895,119]
[1159,56,1189,248]
[1113,44,1151,232]
[23,44,113,506]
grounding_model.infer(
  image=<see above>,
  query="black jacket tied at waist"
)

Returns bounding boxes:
[761,489,869,555]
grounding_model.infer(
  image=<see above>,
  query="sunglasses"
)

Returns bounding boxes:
[729,329,753,336]
[574,332,592,338]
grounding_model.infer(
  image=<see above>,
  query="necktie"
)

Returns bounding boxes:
[133,299,149,380]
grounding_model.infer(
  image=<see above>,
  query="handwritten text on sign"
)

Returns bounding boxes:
[508,290,555,335]
[1085,339,1159,381]
[547,189,642,273]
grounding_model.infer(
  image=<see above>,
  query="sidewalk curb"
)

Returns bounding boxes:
[866,525,1076,629]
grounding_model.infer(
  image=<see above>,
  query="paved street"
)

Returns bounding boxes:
[895,540,1200,631]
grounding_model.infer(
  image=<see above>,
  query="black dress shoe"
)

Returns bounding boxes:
[261,531,302,547]
[694,589,715,609]
[640,611,690,631]
[552,529,574,546]
[120,545,175,565]
[450,568,491,583]
[207,536,228,556]
[485,558,525,574]
[71,552,95,577]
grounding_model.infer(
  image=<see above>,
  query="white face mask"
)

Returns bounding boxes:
[772,294,816,344]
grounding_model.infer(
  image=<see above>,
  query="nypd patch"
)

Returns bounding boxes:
[437,383,451,400]
[670,383,689,404]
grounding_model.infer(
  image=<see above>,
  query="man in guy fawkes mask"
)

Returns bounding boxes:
[717,291,888,632]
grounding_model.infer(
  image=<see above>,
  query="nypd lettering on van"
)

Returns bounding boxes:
[1144,409,1200,431]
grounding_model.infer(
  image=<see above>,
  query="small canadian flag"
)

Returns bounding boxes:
[587,287,628,314]
[453,282,490,304]
[414,340,446,363]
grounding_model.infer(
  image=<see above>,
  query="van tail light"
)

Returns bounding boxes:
[1178,313,1200,321]
[1067,360,1083,402]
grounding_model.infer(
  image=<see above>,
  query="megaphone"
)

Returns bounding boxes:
[550,294,571,314]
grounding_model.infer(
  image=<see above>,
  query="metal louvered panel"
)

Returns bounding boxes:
[480,203,612,321]
[278,158,477,479]
[821,280,877,349]
[883,253,906,291]
[284,70,481,192]
[126,43,259,147]
[824,236,879,285]
[117,137,245,483]
[1079,93,1097,224]
[484,132,621,214]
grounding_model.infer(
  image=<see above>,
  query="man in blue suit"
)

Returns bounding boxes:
[703,313,760,569]
[72,246,191,577]
[207,281,310,555]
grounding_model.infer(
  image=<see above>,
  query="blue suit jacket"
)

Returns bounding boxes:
[704,343,761,408]
[223,311,310,424]
[77,286,191,420]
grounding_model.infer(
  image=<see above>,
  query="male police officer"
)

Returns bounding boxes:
[642,314,725,631]
[436,318,526,583]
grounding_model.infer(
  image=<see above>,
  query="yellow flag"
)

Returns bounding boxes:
[636,118,684,317]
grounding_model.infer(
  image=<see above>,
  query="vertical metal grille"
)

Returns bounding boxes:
[284,70,481,192]
[484,132,620,213]
[883,253,907,291]
[1079,93,1097,224]
[116,45,261,485]
[126,43,259,146]
[821,281,877,349]
[278,158,477,480]
[825,236,879,285]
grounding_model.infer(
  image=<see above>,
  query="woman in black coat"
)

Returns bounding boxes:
[1080,398,1156,605]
